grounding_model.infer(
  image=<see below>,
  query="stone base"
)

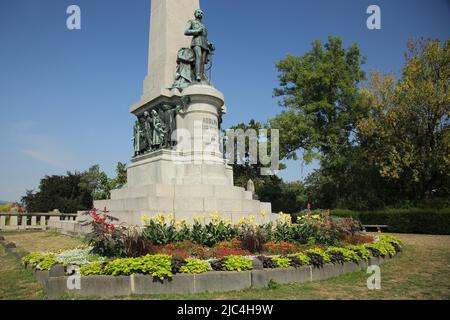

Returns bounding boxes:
[95,181,273,226]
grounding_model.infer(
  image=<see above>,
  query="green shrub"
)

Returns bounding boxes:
[290,252,311,266]
[332,208,450,235]
[365,241,396,258]
[326,247,361,263]
[38,255,58,271]
[223,256,252,272]
[80,262,105,276]
[143,219,179,246]
[345,245,371,261]
[271,256,291,268]
[22,252,46,267]
[103,254,173,280]
[179,258,212,274]
[304,248,331,268]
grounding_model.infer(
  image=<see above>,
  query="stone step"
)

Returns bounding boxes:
[110,184,253,201]
[95,196,271,216]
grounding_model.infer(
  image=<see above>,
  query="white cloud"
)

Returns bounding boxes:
[20,149,68,168]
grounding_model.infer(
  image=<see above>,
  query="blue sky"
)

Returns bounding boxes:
[0,0,449,202]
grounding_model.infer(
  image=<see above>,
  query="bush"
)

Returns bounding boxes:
[179,258,212,274]
[271,256,291,268]
[345,245,371,261]
[326,247,361,264]
[80,262,105,276]
[256,256,278,269]
[332,208,450,235]
[289,252,311,267]
[22,252,46,267]
[82,210,125,258]
[223,256,253,272]
[213,248,251,259]
[238,224,268,253]
[262,241,299,255]
[122,227,153,258]
[103,254,173,280]
[38,255,58,271]
[304,248,331,268]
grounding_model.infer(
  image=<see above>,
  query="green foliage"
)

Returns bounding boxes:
[304,248,331,268]
[271,256,291,268]
[358,39,449,206]
[223,256,253,272]
[290,252,311,266]
[191,220,237,247]
[22,252,46,267]
[80,262,105,276]
[326,247,361,263]
[80,163,128,201]
[83,210,124,258]
[345,245,371,261]
[271,35,366,161]
[365,240,396,258]
[143,219,178,246]
[179,258,212,274]
[332,208,450,235]
[37,255,58,271]
[0,203,12,212]
[21,172,92,213]
[103,254,173,280]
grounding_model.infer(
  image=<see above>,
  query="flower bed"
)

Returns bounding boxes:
[22,209,403,283]
[22,235,402,280]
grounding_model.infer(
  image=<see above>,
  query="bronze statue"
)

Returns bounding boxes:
[184,9,215,83]
[151,109,166,148]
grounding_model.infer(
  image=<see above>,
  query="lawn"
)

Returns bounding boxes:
[0,231,449,300]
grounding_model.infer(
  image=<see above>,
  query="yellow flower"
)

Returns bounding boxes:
[249,215,256,224]
[193,214,202,223]
[261,210,267,218]
[297,216,303,222]
[210,211,220,224]
[156,213,166,224]
[142,214,151,223]
[167,213,175,224]
[237,217,248,225]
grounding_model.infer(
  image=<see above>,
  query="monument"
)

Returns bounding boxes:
[95,0,274,225]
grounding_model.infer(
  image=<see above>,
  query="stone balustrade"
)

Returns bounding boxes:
[0,212,77,231]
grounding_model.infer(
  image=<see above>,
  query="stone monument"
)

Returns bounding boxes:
[95,0,274,225]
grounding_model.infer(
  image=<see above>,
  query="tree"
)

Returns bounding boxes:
[358,39,450,205]
[22,172,92,213]
[270,36,366,162]
[80,162,128,201]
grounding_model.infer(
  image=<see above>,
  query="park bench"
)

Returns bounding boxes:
[362,225,390,233]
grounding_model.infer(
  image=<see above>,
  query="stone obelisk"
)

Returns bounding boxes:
[95,0,274,226]
[132,0,200,111]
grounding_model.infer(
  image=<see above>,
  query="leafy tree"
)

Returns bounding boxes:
[358,38,450,205]
[270,36,366,162]
[80,162,128,201]
[22,172,92,213]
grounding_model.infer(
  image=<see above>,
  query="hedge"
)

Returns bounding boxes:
[332,208,450,235]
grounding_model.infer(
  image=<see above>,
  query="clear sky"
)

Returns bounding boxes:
[0,0,449,202]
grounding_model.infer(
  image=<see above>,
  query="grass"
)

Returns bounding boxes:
[0,245,46,300]
[0,232,449,300]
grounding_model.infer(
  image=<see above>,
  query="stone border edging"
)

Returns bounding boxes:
[31,256,393,299]
[0,234,396,299]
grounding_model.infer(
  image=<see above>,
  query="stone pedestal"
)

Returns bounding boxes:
[95,85,273,226]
